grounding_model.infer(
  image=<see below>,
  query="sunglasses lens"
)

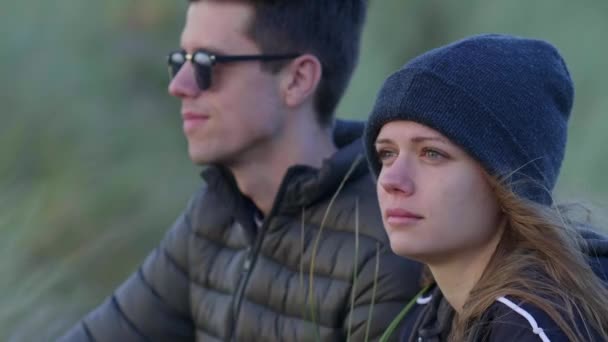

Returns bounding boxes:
[167,50,213,90]
[194,64,212,90]
[168,51,185,78]
[192,51,212,90]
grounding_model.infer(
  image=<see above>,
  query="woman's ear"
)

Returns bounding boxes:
[280,54,322,108]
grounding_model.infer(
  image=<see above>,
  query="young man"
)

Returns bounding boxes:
[60,1,422,341]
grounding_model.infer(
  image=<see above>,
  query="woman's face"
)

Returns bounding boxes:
[375,121,503,264]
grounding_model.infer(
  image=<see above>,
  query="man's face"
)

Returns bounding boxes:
[169,1,286,167]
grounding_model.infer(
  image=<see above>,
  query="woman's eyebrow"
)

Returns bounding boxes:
[376,136,448,145]
[411,136,449,144]
[375,138,393,145]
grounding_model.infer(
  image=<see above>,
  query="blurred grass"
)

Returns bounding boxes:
[1,0,607,340]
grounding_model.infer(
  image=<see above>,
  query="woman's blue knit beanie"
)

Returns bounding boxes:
[364,34,574,205]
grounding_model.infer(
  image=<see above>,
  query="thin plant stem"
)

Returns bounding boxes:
[364,242,381,342]
[299,207,307,321]
[379,285,431,342]
[346,197,360,342]
[308,155,364,341]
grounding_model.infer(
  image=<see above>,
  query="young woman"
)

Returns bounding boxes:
[364,34,608,341]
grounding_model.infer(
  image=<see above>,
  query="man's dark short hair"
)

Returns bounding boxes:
[188,0,368,126]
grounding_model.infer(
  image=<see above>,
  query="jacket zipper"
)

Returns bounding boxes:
[229,232,264,341]
[227,168,298,341]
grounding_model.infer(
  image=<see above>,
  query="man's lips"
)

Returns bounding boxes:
[385,208,424,226]
[182,112,209,133]
[182,112,209,121]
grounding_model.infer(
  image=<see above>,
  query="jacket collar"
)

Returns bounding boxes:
[200,119,369,214]
[407,285,454,342]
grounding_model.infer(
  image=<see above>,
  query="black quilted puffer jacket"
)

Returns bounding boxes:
[59,120,423,342]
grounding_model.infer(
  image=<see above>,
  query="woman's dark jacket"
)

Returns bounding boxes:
[59,120,423,342]
[399,230,608,342]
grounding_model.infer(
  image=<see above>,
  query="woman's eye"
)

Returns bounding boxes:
[377,149,397,162]
[421,148,448,161]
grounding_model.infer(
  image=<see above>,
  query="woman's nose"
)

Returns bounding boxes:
[378,157,416,197]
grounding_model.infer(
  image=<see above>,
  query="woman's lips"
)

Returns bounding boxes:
[385,208,424,226]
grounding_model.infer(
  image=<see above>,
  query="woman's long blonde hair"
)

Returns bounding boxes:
[425,178,608,341]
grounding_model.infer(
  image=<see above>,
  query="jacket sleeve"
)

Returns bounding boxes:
[58,192,202,342]
[342,246,423,342]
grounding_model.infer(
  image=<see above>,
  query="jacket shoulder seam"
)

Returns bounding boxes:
[496,296,552,342]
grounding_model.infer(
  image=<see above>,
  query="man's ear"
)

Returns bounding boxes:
[280,54,322,108]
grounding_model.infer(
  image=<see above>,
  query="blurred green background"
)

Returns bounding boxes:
[2,0,607,340]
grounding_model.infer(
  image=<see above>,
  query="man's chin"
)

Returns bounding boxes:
[189,155,214,166]
[188,148,214,165]
[188,148,231,167]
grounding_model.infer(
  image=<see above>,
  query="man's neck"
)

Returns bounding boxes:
[230,116,337,215]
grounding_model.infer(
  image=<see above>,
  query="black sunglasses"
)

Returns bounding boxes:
[167,49,300,91]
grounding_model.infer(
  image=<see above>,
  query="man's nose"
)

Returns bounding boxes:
[168,62,200,98]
